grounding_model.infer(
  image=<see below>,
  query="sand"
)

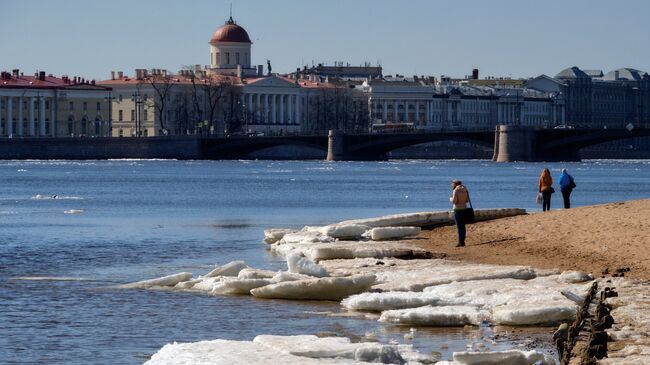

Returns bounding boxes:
[410,199,650,280]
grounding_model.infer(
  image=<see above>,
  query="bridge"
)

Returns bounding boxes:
[0,126,647,161]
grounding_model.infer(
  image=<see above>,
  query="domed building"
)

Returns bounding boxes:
[208,17,258,76]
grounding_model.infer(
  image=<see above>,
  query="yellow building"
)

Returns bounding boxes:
[1,70,112,137]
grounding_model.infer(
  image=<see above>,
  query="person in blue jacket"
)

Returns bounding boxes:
[558,169,576,209]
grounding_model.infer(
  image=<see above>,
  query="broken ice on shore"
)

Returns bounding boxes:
[262,208,526,261]
[144,334,557,365]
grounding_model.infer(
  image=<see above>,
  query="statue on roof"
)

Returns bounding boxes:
[267,60,272,76]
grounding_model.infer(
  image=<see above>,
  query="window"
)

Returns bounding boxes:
[216,52,220,64]
[69,101,74,110]
[97,102,101,111]
[95,121,100,135]
[118,94,123,102]
[83,102,87,111]
[118,110,123,121]
[226,52,230,64]
[119,129,123,137]
[131,110,135,121]
[45,101,50,110]
[143,110,148,121]
[236,52,240,65]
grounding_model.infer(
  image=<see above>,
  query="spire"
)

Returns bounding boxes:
[226,3,234,24]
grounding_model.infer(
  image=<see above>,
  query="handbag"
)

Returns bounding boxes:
[570,179,577,189]
[536,193,543,204]
[465,191,475,222]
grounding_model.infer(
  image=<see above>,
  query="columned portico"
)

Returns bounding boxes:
[50,97,56,136]
[6,96,13,136]
[28,97,35,136]
[39,97,46,136]
[279,95,284,124]
[17,97,24,136]
[287,94,292,124]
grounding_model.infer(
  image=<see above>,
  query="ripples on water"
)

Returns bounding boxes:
[1,159,649,364]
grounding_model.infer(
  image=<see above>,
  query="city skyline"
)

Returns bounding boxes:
[2,0,649,81]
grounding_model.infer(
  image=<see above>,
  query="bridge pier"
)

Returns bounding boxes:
[326,130,346,161]
[493,125,537,162]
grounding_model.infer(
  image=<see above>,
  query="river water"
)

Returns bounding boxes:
[1,159,649,364]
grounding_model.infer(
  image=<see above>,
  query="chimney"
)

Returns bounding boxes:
[236,65,243,79]
[472,68,479,80]
[39,71,46,81]
[257,65,263,76]
[162,69,168,77]
[135,69,143,80]
[614,70,620,80]
[111,71,116,80]
[12,69,19,77]
[117,71,124,79]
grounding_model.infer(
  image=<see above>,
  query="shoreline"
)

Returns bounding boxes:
[409,198,650,281]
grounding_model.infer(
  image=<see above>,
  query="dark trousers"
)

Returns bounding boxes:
[542,191,552,211]
[454,210,466,245]
[562,189,572,209]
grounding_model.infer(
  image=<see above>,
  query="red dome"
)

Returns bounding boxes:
[210,17,251,44]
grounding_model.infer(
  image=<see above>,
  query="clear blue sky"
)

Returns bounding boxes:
[2,0,649,81]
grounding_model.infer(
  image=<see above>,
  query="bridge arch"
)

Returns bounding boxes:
[341,132,495,160]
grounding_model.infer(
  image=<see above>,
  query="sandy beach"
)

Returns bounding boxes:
[410,199,650,280]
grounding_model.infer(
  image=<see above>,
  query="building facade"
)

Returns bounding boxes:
[526,66,650,128]
[360,77,565,131]
[0,70,112,138]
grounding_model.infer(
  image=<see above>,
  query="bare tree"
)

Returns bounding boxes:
[140,72,176,135]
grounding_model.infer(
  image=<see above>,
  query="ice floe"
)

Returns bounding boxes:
[118,272,193,289]
[264,228,295,244]
[250,274,376,301]
[32,194,83,200]
[343,274,590,326]
[203,261,248,278]
[380,305,489,326]
[145,334,436,365]
[369,227,421,241]
[237,267,276,279]
[63,209,84,214]
[211,278,273,295]
[287,253,329,277]
[452,349,555,365]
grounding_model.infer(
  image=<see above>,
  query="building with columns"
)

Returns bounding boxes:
[1,70,112,137]
[360,76,565,131]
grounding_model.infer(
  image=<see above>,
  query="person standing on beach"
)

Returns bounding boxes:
[558,168,576,209]
[538,168,554,212]
[450,180,470,247]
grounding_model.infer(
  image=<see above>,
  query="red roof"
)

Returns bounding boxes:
[209,17,251,44]
[0,72,108,90]
[98,74,240,86]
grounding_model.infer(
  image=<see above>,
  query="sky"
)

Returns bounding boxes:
[1,0,649,81]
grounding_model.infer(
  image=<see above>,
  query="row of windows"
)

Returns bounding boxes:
[0,101,109,112]
[117,110,148,122]
[116,94,149,102]
[212,51,249,66]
